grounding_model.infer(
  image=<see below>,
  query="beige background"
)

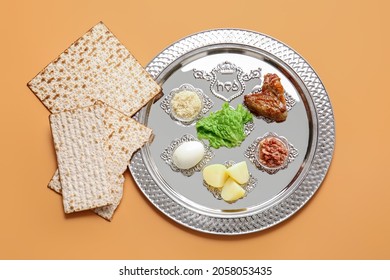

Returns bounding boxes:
[1,0,389,259]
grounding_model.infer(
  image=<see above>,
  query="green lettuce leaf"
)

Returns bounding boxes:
[196,102,253,149]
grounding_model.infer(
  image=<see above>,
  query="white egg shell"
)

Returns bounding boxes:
[172,141,205,170]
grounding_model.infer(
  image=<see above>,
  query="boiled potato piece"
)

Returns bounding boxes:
[226,161,249,184]
[203,164,228,188]
[221,178,246,202]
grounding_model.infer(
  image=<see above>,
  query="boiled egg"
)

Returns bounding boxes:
[172,141,205,169]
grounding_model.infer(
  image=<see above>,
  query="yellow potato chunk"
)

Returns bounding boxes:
[221,178,246,202]
[226,161,249,184]
[202,164,228,188]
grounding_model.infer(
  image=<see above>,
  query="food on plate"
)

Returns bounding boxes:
[196,102,253,149]
[27,22,161,116]
[259,136,289,168]
[49,102,152,220]
[202,164,228,188]
[226,161,250,184]
[244,73,287,122]
[161,134,214,177]
[172,141,205,169]
[203,161,251,202]
[221,178,246,202]
[171,90,202,121]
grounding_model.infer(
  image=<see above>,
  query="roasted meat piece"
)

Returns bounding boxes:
[244,73,287,122]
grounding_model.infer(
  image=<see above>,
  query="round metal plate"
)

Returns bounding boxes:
[130,29,335,235]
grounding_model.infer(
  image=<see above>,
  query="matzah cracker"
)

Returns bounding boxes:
[93,175,125,220]
[48,170,62,194]
[50,104,112,213]
[28,22,161,116]
[49,102,153,220]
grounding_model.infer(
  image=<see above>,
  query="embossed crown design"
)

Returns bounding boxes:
[217,61,236,74]
[193,60,261,102]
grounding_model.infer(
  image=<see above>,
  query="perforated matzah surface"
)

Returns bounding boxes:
[50,103,113,213]
[49,102,152,220]
[28,22,161,116]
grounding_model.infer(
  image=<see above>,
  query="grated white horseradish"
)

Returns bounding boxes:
[171,90,202,121]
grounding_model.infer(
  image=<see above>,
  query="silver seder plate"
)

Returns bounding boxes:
[129,29,335,235]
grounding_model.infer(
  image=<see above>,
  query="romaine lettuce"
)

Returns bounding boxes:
[196,103,253,149]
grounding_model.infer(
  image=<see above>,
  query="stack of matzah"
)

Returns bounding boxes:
[27,22,161,220]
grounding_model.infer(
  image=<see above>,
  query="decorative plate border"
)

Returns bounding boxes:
[130,29,335,235]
